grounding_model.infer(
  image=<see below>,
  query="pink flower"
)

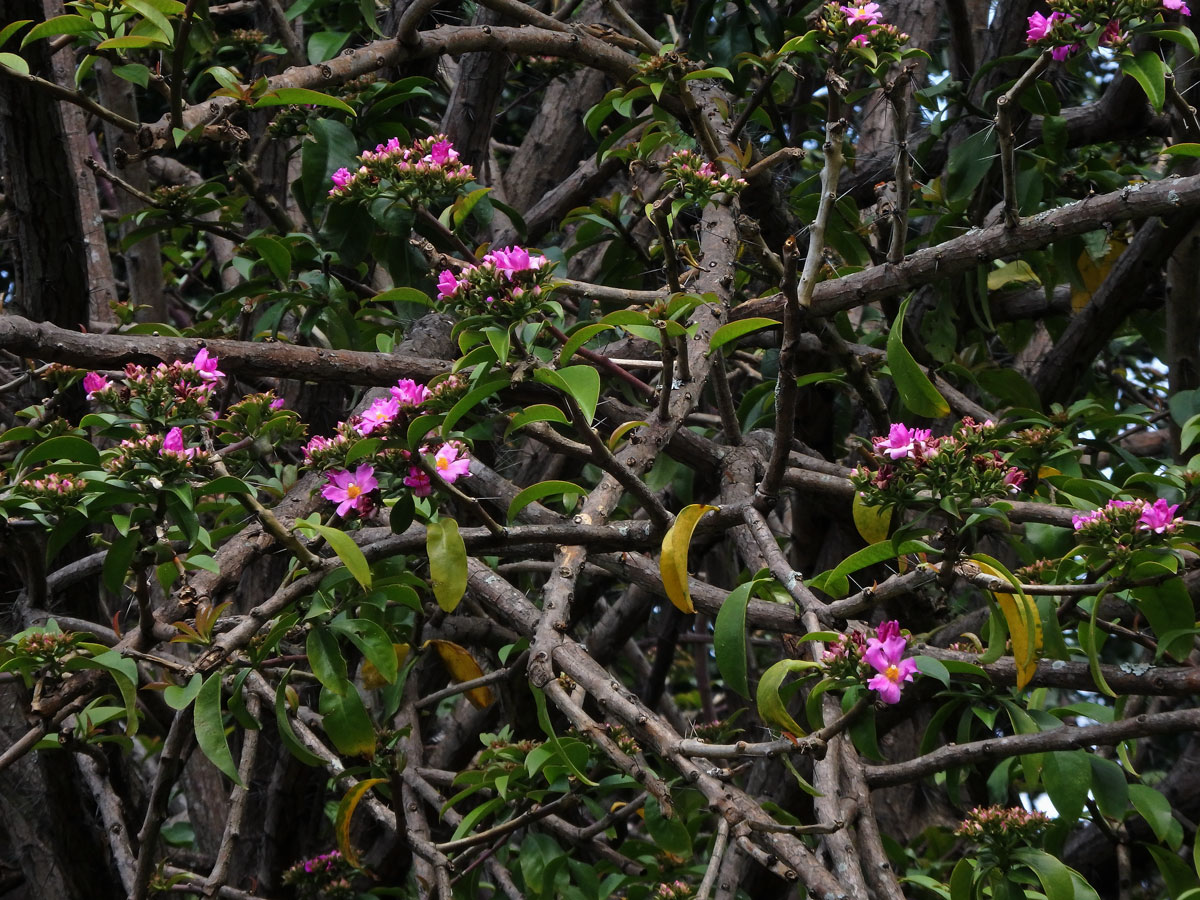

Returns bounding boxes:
[161,427,197,460]
[486,246,545,280]
[269,397,286,410]
[433,442,471,484]
[303,435,333,462]
[330,167,354,193]
[874,423,932,460]
[321,464,378,517]
[850,33,870,45]
[1002,468,1027,493]
[1025,10,1060,41]
[1072,508,1105,531]
[190,348,225,382]
[864,623,917,704]
[1100,19,1122,44]
[840,1,881,24]
[1138,498,1181,534]
[1165,0,1191,15]
[358,397,400,435]
[82,372,109,396]
[437,269,462,299]
[390,378,431,408]
[403,466,432,497]
[429,140,459,166]
[1050,43,1078,61]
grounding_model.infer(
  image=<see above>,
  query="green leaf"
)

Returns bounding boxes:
[442,373,509,434]
[427,518,467,613]
[1130,783,1175,842]
[246,235,291,284]
[319,681,376,758]
[709,317,779,353]
[681,66,733,82]
[808,539,935,599]
[163,673,203,710]
[275,668,324,766]
[1042,750,1091,825]
[255,87,356,114]
[949,857,975,900]
[714,580,761,698]
[307,628,349,694]
[0,20,32,50]
[295,521,371,590]
[21,435,101,467]
[505,404,570,437]
[1089,755,1129,819]
[1121,51,1166,113]
[194,671,245,786]
[102,532,140,595]
[886,297,949,418]
[1163,143,1200,159]
[507,480,590,522]
[912,655,950,687]
[660,504,717,613]
[1012,849,1073,900]
[560,323,614,365]
[1146,24,1200,60]
[757,658,818,736]
[536,365,601,425]
[334,778,386,869]
[644,797,692,855]
[852,492,892,543]
[331,618,398,685]
[0,52,29,75]
[82,650,139,735]
[124,0,175,42]
[531,684,598,786]
[20,14,97,47]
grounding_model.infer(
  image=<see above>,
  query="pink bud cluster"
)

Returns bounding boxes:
[664,149,746,203]
[956,805,1052,846]
[824,1,909,49]
[1026,0,1188,61]
[654,881,695,900]
[1072,497,1182,536]
[436,245,554,319]
[328,135,474,202]
[282,849,355,900]
[20,472,86,501]
[105,426,210,477]
[83,348,226,423]
[853,418,1028,511]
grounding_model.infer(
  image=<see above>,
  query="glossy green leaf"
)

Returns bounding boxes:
[22,435,101,467]
[1042,750,1091,825]
[296,521,371,590]
[306,627,349,694]
[275,668,324,766]
[808,539,934,599]
[536,365,601,425]
[886,297,949,418]
[319,681,376,758]
[505,404,570,437]
[254,87,356,115]
[0,52,29,75]
[1130,783,1175,842]
[1121,51,1166,113]
[709,317,779,353]
[756,658,820,736]
[427,518,467,613]
[163,673,203,710]
[332,618,398,685]
[194,671,245,786]
[714,580,761,698]
[507,480,590,522]
[246,235,291,284]
[20,14,96,47]
[1012,849,1073,900]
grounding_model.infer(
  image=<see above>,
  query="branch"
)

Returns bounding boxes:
[0,65,139,132]
[734,167,1200,322]
[0,315,450,385]
[866,706,1200,787]
[996,50,1053,228]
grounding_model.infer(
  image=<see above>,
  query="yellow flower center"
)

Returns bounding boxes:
[437,456,450,470]
[346,484,361,499]
[885,664,900,682]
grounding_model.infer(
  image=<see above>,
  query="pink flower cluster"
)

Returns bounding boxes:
[1072,497,1182,535]
[957,805,1052,844]
[874,423,933,460]
[21,471,86,500]
[328,135,474,201]
[864,620,917,704]
[664,149,747,201]
[402,441,471,498]
[321,463,379,518]
[1025,0,1187,60]
[319,441,472,517]
[825,1,909,49]
[436,245,553,318]
[105,426,210,477]
[83,348,226,422]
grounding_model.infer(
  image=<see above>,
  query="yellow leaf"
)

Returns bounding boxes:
[362,643,410,690]
[974,557,1042,689]
[425,639,494,708]
[659,504,718,613]
[1037,465,1062,478]
[335,778,386,869]
[987,260,1041,291]
[1070,239,1126,312]
[852,492,892,544]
